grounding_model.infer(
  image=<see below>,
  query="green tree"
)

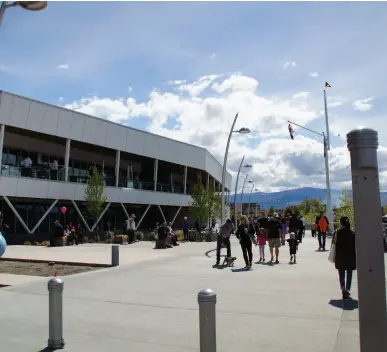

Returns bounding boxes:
[188,173,210,227]
[298,198,324,215]
[207,184,221,225]
[268,206,275,215]
[335,189,355,229]
[284,205,300,216]
[84,167,107,225]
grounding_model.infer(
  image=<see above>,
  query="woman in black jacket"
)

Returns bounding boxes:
[236,215,254,269]
[334,216,356,300]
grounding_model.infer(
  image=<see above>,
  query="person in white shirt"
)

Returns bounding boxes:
[124,214,136,243]
[50,159,59,180]
[21,156,32,177]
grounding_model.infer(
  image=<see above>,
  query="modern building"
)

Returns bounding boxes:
[230,202,260,216]
[0,91,231,241]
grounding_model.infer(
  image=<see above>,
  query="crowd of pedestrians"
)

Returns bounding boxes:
[215,212,305,269]
[215,211,357,301]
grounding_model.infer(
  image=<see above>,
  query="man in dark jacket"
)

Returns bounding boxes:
[50,220,63,247]
[215,219,234,265]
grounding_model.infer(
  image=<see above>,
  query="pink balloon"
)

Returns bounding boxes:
[60,206,67,215]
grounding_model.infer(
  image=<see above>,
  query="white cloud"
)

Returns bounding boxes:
[212,74,258,93]
[209,53,216,59]
[168,80,186,85]
[308,72,319,78]
[57,64,69,69]
[128,86,133,92]
[59,97,64,102]
[293,92,309,99]
[352,97,373,111]
[62,73,387,193]
[177,74,220,97]
[283,61,297,69]
[327,95,346,108]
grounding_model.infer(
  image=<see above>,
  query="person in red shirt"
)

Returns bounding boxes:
[315,211,329,251]
[256,228,267,262]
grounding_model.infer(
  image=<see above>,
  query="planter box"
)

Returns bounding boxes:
[112,235,128,245]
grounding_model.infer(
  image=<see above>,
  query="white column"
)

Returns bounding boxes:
[115,150,120,187]
[64,138,71,182]
[0,124,4,171]
[154,159,158,191]
[183,166,187,194]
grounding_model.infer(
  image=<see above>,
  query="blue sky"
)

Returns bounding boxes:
[1,1,387,192]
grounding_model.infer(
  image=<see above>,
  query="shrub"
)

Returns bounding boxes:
[24,241,32,246]
[41,241,50,246]
[32,241,39,246]
[175,230,184,241]
[135,231,144,241]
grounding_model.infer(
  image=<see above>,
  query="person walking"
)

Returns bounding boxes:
[315,211,329,251]
[124,214,136,244]
[215,219,234,266]
[257,228,267,262]
[286,232,299,264]
[183,217,189,241]
[267,216,282,263]
[236,215,254,269]
[333,216,356,300]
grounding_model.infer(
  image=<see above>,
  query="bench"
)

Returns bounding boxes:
[155,238,166,249]
[52,237,67,246]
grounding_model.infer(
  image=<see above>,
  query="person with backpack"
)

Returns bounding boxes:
[315,211,330,251]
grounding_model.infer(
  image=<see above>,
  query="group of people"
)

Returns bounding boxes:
[216,213,303,269]
[50,220,86,246]
[216,211,357,300]
[156,221,180,248]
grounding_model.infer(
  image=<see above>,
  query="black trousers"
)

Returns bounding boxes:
[183,229,189,241]
[240,240,253,266]
[318,231,327,249]
[127,229,135,243]
[338,269,353,291]
[216,236,231,263]
[297,229,303,242]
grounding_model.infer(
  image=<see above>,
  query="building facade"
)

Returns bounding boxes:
[230,202,261,216]
[0,91,231,241]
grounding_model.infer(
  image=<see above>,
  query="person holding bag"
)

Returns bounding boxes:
[329,216,356,300]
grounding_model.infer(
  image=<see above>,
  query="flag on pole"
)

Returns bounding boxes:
[325,82,331,88]
[323,136,327,158]
[288,123,295,140]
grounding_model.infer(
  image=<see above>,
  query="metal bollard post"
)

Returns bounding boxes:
[112,244,119,266]
[198,288,217,352]
[347,128,387,352]
[47,275,65,349]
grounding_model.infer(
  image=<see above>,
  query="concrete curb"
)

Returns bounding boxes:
[0,258,112,268]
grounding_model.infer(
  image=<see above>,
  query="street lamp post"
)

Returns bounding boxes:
[240,176,252,215]
[288,120,333,230]
[247,183,257,216]
[0,1,47,25]
[233,158,252,229]
[221,113,250,224]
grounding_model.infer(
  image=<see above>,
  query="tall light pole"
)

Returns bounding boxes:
[247,182,257,216]
[233,158,252,228]
[288,119,333,229]
[323,83,334,233]
[240,175,252,211]
[0,1,47,25]
[221,113,251,224]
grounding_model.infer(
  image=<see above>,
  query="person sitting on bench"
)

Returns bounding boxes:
[158,222,173,248]
[167,222,179,246]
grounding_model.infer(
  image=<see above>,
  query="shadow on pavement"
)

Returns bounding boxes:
[231,268,250,273]
[329,298,359,311]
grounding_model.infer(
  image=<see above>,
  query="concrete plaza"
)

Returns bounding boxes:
[0,234,372,351]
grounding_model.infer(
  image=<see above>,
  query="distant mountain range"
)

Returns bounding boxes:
[229,187,387,209]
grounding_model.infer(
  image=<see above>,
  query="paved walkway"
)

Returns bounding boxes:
[0,234,370,351]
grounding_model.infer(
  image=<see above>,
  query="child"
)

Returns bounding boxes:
[286,232,298,263]
[257,228,267,262]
